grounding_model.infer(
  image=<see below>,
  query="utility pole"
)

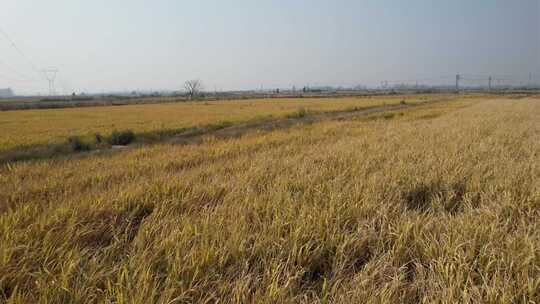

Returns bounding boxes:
[455,74,460,93]
[42,69,58,96]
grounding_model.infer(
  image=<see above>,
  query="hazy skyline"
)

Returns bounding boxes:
[0,0,539,95]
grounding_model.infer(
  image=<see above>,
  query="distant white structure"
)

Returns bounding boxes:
[0,88,14,98]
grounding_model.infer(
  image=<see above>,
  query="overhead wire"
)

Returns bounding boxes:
[0,57,39,82]
[0,24,43,75]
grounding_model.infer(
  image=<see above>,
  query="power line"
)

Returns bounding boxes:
[0,57,38,82]
[0,24,67,95]
[0,25,42,74]
[0,72,35,83]
[56,74,72,95]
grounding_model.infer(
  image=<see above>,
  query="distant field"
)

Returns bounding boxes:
[0,95,439,152]
[1,96,538,303]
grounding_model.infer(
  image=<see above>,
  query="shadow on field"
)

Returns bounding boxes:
[402,181,480,214]
[78,203,155,250]
[294,238,374,297]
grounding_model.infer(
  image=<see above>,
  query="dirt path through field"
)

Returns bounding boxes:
[170,102,430,145]
[0,98,455,164]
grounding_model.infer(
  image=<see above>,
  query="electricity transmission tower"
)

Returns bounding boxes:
[455,74,460,93]
[42,69,58,96]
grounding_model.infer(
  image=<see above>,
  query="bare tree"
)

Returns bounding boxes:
[184,79,203,99]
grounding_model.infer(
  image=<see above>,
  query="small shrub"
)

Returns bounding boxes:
[68,136,90,152]
[400,100,407,105]
[209,121,234,131]
[382,113,396,120]
[287,108,307,119]
[109,130,135,146]
[345,106,361,112]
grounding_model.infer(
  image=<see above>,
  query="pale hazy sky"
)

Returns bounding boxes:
[0,0,539,95]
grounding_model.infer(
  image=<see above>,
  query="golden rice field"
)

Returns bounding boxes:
[1,95,539,303]
[0,95,436,152]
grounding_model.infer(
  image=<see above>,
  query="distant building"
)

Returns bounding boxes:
[0,88,14,98]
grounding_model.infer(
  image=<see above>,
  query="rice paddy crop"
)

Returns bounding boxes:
[0,95,437,152]
[0,95,539,303]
